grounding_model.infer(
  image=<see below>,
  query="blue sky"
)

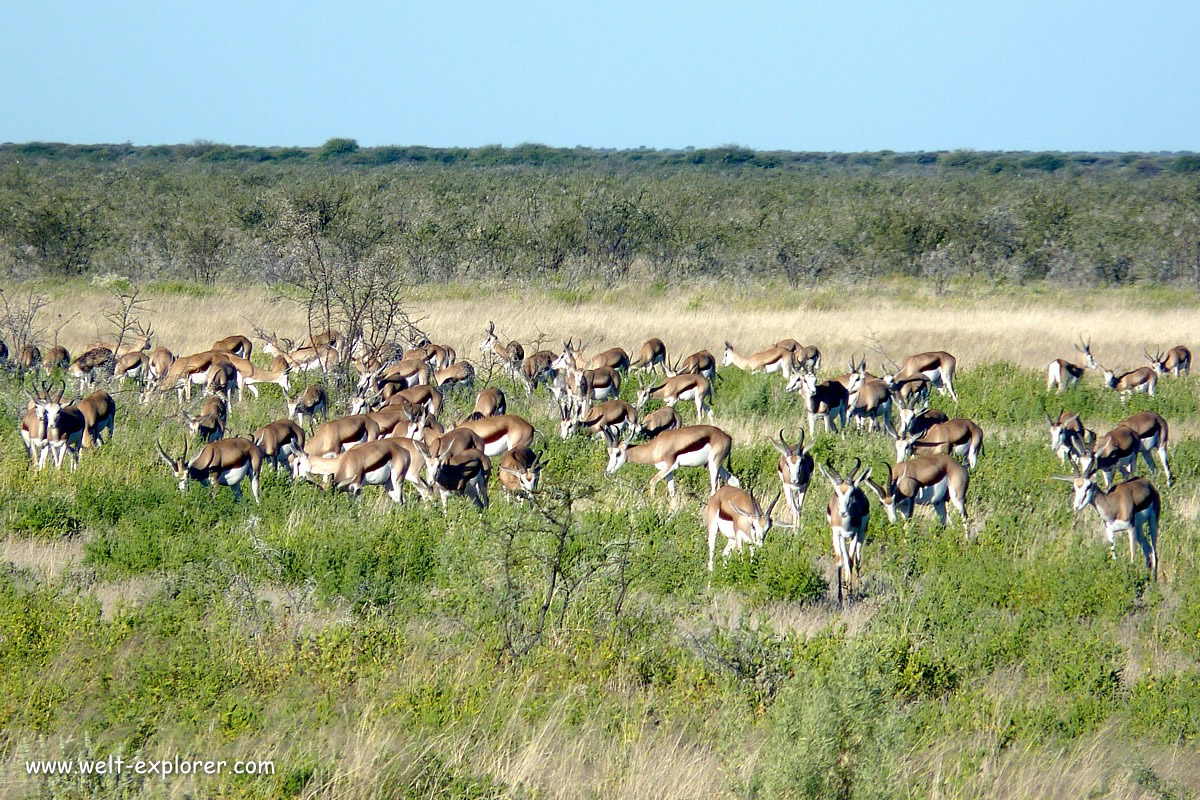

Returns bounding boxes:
[2,0,1196,151]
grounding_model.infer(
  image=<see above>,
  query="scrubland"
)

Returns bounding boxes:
[2,281,1200,799]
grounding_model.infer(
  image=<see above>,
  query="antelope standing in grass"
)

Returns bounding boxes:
[413,441,491,508]
[604,425,739,497]
[789,372,853,436]
[453,414,536,458]
[723,341,795,378]
[20,378,52,466]
[480,321,525,369]
[212,335,252,358]
[704,486,780,571]
[818,458,872,605]
[893,418,984,469]
[639,406,680,440]
[285,384,329,431]
[1118,411,1171,485]
[1052,469,1159,580]
[218,353,292,399]
[631,338,667,373]
[253,419,306,471]
[1072,426,1149,489]
[16,344,41,371]
[434,361,475,392]
[33,387,87,470]
[864,455,969,527]
[330,439,412,503]
[846,373,896,435]
[497,446,543,498]
[1099,363,1156,402]
[205,361,238,401]
[146,346,175,384]
[114,351,148,387]
[159,350,232,401]
[775,340,821,373]
[73,389,115,448]
[587,346,631,372]
[560,397,637,440]
[471,387,506,418]
[1046,409,1088,467]
[1046,336,1097,392]
[897,401,949,439]
[304,415,381,459]
[69,347,115,391]
[671,350,716,381]
[888,375,931,407]
[518,350,558,394]
[182,405,225,442]
[637,371,713,420]
[886,351,958,402]
[90,322,153,357]
[770,430,814,524]
[45,345,70,371]
[157,436,263,502]
[1147,345,1191,377]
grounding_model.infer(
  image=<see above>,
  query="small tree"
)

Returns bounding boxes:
[0,287,48,357]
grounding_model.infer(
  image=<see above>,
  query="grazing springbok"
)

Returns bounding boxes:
[637,371,713,421]
[560,397,637,440]
[16,344,41,371]
[157,436,263,502]
[304,415,381,459]
[1099,363,1156,402]
[285,384,329,431]
[212,335,252,358]
[864,455,969,527]
[893,418,984,469]
[631,338,668,373]
[69,347,115,391]
[897,402,949,439]
[639,405,680,440]
[413,442,491,508]
[604,425,739,497]
[253,419,306,471]
[453,414,536,459]
[1052,469,1159,581]
[885,351,958,402]
[769,429,814,524]
[1072,426,1151,489]
[818,458,872,605]
[1117,411,1171,486]
[670,350,717,381]
[330,439,412,503]
[723,341,795,379]
[846,373,896,435]
[497,446,543,498]
[45,345,70,370]
[775,339,821,373]
[704,486,780,571]
[472,387,506,418]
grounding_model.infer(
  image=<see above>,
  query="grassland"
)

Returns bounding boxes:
[2,281,1200,799]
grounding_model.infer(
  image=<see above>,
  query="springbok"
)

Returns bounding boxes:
[472,387,506,418]
[1072,426,1151,489]
[671,350,716,381]
[330,439,412,503]
[789,372,852,436]
[1099,363,1156,401]
[897,402,949,439]
[213,335,252,358]
[304,415,381,459]
[1052,469,1159,580]
[639,406,680,439]
[497,446,543,498]
[480,321,525,368]
[723,341,795,378]
[69,347,114,391]
[703,486,780,571]
[253,419,306,471]
[413,442,491,508]
[893,418,984,469]
[604,425,739,497]
[1117,411,1171,485]
[864,455,969,527]
[886,351,958,402]
[285,384,329,431]
[846,374,896,435]
[818,458,872,605]
[157,436,262,502]
[45,345,70,370]
[1047,336,1097,391]
[770,429,814,524]
[637,371,713,420]
[775,340,821,373]
[1046,409,1088,467]
[16,344,41,371]
[453,414,535,458]
[1147,345,1191,377]
[631,338,668,373]
[560,397,637,440]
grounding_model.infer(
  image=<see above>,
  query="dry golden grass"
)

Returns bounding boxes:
[34,283,1200,374]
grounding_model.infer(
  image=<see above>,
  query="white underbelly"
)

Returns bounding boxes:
[219,464,250,485]
[675,446,712,469]
[914,478,948,504]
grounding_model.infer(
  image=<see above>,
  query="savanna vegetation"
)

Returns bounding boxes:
[2,143,1200,798]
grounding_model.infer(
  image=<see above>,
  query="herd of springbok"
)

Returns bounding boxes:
[4,324,1189,602]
